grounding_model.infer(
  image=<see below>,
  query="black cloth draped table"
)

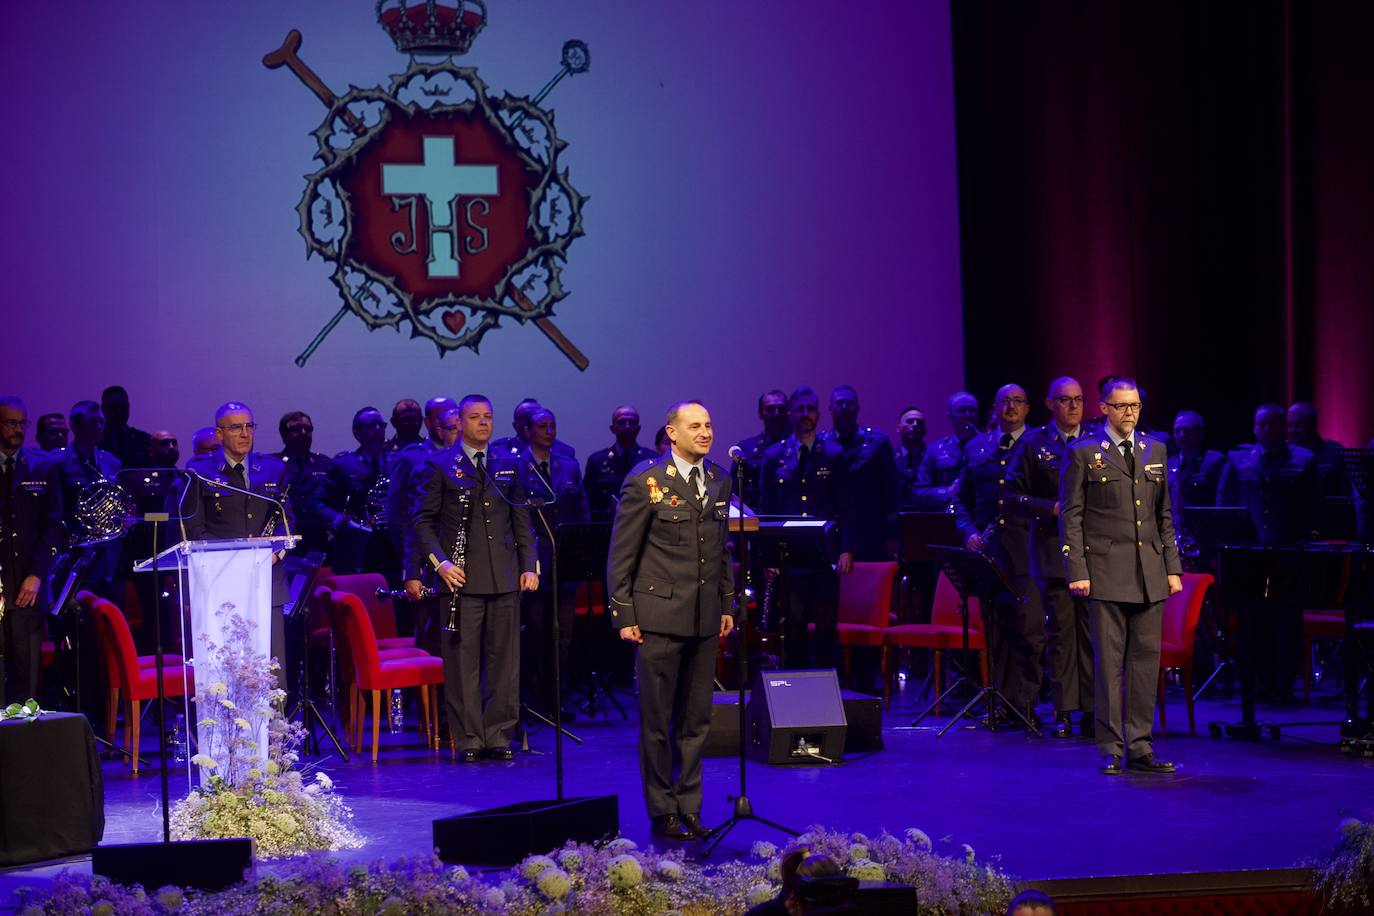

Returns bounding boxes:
[0,712,104,865]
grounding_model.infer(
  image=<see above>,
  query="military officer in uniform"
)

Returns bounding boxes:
[608,400,734,841]
[894,407,928,510]
[952,383,1042,725]
[53,400,123,595]
[98,386,152,470]
[191,426,219,457]
[317,407,397,577]
[407,395,538,761]
[733,390,789,512]
[1005,377,1092,737]
[517,407,589,718]
[385,399,424,454]
[492,398,575,460]
[821,385,899,561]
[915,391,980,510]
[1287,402,1351,498]
[1061,378,1182,775]
[274,411,334,557]
[0,397,65,704]
[584,406,657,523]
[1167,411,1224,553]
[35,414,69,454]
[760,387,855,670]
[177,402,294,672]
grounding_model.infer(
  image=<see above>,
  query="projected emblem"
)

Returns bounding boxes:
[265,1,590,369]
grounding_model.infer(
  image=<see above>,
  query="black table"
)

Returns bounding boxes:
[0,712,104,865]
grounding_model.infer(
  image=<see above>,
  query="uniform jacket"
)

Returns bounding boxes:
[52,445,123,582]
[491,436,575,460]
[385,439,444,563]
[733,432,784,513]
[516,446,590,574]
[584,442,657,523]
[409,447,537,596]
[274,450,334,532]
[1004,423,1082,579]
[1060,432,1182,604]
[1216,443,1321,547]
[759,436,857,556]
[820,426,899,559]
[894,443,927,510]
[1167,449,1224,538]
[0,447,65,609]
[606,454,733,637]
[953,429,1033,578]
[317,448,393,573]
[914,434,967,510]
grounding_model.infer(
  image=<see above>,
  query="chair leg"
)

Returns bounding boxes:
[418,684,432,747]
[352,687,363,754]
[1185,666,1196,735]
[881,646,891,708]
[1157,670,1167,731]
[106,687,119,742]
[371,689,382,763]
[130,700,142,774]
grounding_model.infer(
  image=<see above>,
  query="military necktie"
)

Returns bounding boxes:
[799,444,811,472]
[538,460,551,490]
[474,450,486,485]
[227,462,247,489]
[1,455,13,494]
[999,433,1013,451]
[688,465,703,506]
[1121,440,1136,476]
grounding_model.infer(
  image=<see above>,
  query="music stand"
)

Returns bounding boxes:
[748,517,839,669]
[555,522,628,720]
[1186,507,1259,698]
[920,545,1040,737]
[895,512,963,692]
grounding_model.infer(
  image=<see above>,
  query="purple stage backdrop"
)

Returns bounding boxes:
[1,2,963,458]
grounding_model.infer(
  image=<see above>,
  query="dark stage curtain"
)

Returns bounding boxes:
[951,1,1374,449]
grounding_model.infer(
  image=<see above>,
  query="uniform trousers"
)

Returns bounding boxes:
[1038,577,1094,715]
[1089,598,1162,759]
[440,591,519,752]
[635,630,717,818]
[1,607,43,705]
[781,569,839,670]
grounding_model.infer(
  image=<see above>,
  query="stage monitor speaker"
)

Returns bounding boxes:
[433,795,619,866]
[92,838,254,891]
[746,668,847,765]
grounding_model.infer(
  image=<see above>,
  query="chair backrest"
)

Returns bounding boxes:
[1162,572,1214,649]
[329,589,383,689]
[838,562,898,627]
[320,572,398,639]
[88,594,142,690]
[931,573,982,631]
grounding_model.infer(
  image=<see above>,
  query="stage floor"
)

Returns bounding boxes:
[3,678,1370,903]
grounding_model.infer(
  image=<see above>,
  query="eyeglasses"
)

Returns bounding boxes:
[1052,396,1085,406]
[1104,402,1142,414]
[0,418,31,430]
[1000,397,1028,406]
[218,422,258,434]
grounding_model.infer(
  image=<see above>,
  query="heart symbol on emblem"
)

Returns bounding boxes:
[441,310,466,334]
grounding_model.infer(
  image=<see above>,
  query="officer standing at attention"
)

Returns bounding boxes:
[584,406,657,523]
[52,401,123,595]
[894,407,928,510]
[760,387,855,670]
[915,391,980,510]
[492,398,576,460]
[733,390,790,512]
[821,385,899,561]
[1005,377,1092,738]
[385,399,425,454]
[97,386,152,470]
[0,397,65,704]
[1286,402,1351,498]
[407,395,538,761]
[1061,378,1182,776]
[1166,410,1224,552]
[35,414,69,454]
[608,400,734,841]
[274,411,335,557]
[952,383,1042,726]
[317,407,396,577]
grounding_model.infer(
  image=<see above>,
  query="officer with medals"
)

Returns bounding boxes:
[407,395,538,761]
[517,407,589,719]
[760,387,855,670]
[733,390,789,512]
[0,397,65,704]
[1166,411,1224,554]
[317,407,397,578]
[820,385,899,561]
[607,400,734,841]
[584,406,657,523]
[952,383,1043,726]
[273,411,334,557]
[1061,378,1182,775]
[915,391,980,510]
[1004,377,1092,738]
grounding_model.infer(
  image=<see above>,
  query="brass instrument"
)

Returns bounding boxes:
[361,474,390,528]
[72,478,135,547]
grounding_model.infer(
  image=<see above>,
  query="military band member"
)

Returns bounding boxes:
[317,407,397,577]
[385,398,424,454]
[1061,378,1182,775]
[98,386,152,470]
[760,387,855,670]
[518,407,589,718]
[191,426,219,457]
[385,397,458,558]
[952,383,1043,725]
[177,402,294,670]
[407,395,538,761]
[734,390,789,512]
[53,400,123,594]
[1287,402,1351,498]
[584,406,657,523]
[1167,411,1224,551]
[821,385,899,561]
[894,407,928,510]
[1005,377,1092,738]
[274,411,334,557]
[608,401,734,841]
[915,391,980,510]
[35,413,68,454]
[491,397,575,460]
[0,397,65,704]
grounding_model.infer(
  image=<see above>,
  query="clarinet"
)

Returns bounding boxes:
[432,486,474,633]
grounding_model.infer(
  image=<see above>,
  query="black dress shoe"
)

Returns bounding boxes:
[484,747,515,761]
[457,748,480,763]
[1052,713,1074,739]
[1100,754,1123,775]
[650,814,693,841]
[1127,754,1176,774]
[679,813,715,840]
[1079,715,1096,738]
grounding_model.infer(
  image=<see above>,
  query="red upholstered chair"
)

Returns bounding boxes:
[77,590,184,745]
[86,593,190,773]
[1156,571,1214,734]
[319,572,416,651]
[881,573,987,709]
[835,562,898,689]
[328,590,443,762]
